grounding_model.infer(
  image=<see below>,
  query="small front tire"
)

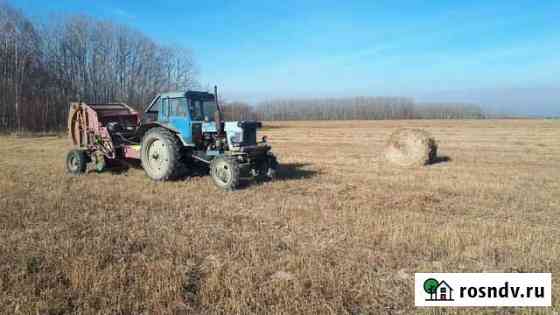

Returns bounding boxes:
[254,154,278,181]
[210,157,240,191]
[266,154,278,179]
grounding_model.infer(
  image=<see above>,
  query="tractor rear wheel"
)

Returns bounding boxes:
[66,149,88,175]
[210,157,240,191]
[141,127,182,181]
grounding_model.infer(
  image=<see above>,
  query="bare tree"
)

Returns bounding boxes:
[0,3,198,133]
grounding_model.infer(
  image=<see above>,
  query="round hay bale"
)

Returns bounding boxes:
[384,128,437,167]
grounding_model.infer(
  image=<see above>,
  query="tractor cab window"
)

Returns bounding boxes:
[189,99,219,121]
[161,98,168,118]
[169,97,188,117]
[143,96,160,122]
[146,96,160,114]
[189,100,204,121]
[202,101,218,121]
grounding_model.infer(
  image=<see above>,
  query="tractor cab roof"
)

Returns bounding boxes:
[159,90,215,100]
[145,90,216,113]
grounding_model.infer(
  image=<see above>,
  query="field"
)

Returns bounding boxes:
[1,120,559,314]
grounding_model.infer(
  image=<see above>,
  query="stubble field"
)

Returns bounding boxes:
[1,119,559,314]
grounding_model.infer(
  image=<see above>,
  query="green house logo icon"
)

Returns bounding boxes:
[423,278,454,301]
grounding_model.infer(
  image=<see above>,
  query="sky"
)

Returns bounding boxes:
[12,0,560,116]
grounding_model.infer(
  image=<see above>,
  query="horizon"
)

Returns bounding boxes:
[12,0,560,116]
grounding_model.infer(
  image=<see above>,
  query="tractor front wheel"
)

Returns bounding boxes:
[254,154,278,181]
[66,149,88,175]
[141,127,183,181]
[210,157,240,191]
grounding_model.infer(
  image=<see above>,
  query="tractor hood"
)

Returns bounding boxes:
[224,121,261,147]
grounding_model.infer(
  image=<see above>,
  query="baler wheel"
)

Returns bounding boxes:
[210,157,240,191]
[94,152,107,173]
[66,150,88,175]
[140,127,182,181]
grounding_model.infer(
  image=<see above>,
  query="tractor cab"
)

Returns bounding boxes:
[143,91,221,146]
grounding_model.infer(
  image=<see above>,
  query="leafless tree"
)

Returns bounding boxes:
[0,3,197,132]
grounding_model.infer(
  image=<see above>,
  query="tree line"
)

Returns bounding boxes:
[222,98,485,121]
[0,2,196,132]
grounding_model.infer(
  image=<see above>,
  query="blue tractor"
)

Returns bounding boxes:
[135,88,277,190]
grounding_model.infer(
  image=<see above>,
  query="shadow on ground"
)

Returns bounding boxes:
[237,163,318,190]
[430,156,452,165]
[106,159,211,179]
[107,159,142,175]
[275,163,318,180]
[100,160,318,190]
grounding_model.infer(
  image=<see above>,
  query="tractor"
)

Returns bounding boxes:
[65,87,277,190]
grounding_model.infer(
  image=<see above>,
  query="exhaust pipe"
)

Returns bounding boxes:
[214,85,224,135]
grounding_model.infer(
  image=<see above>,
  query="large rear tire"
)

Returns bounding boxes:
[140,127,183,181]
[210,157,240,191]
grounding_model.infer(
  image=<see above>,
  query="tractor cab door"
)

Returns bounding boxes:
[168,97,194,145]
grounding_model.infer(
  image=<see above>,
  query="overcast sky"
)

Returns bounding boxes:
[14,0,560,116]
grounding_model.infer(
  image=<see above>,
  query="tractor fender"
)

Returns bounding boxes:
[137,122,192,147]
